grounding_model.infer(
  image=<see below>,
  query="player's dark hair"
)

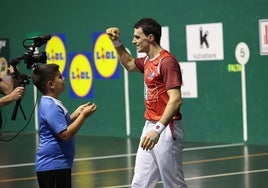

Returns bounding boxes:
[134,18,162,45]
[31,64,59,94]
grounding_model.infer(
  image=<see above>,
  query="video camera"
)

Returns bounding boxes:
[9,34,51,120]
[10,35,50,65]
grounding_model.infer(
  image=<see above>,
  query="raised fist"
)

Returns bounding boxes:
[106,27,120,41]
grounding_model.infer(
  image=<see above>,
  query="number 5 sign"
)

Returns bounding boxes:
[235,42,250,65]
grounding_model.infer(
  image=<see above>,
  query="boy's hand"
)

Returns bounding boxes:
[82,102,97,118]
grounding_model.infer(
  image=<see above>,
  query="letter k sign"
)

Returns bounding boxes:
[200,27,209,48]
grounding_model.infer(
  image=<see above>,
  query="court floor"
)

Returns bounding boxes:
[1,132,268,188]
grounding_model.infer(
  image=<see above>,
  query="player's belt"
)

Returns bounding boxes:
[169,121,176,140]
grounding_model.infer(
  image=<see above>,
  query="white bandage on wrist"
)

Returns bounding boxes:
[112,40,122,47]
[153,122,166,134]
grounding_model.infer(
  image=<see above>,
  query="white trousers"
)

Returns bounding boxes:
[131,120,187,188]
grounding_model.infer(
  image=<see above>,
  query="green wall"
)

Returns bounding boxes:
[1,0,268,145]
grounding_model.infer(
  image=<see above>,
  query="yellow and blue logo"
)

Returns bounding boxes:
[69,53,94,98]
[45,34,67,77]
[92,32,119,79]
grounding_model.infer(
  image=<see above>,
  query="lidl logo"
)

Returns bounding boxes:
[69,53,93,98]
[92,32,119,79]
[45,34,67,77]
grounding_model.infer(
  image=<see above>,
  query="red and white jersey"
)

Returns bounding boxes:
[134,50,182,121]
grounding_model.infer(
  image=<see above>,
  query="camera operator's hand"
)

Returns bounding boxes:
[0,86,25,107]
[7,66,15,75]
[9,86,25,101]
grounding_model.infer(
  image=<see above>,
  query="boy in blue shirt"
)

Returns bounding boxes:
[32,63,97,188]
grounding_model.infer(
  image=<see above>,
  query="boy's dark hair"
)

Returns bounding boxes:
[134,18,162,45]
[31,64,59,94]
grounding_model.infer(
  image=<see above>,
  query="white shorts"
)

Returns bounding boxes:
[131,120,187,188]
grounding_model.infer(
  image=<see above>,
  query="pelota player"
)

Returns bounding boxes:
[106,18,187,188]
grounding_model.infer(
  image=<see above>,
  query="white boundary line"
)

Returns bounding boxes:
[97,169,268,188]
[186,169,268,180]
[0,143,245,169]
[184,142,244,151]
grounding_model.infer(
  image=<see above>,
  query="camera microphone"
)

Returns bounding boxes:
[30,34,51,47]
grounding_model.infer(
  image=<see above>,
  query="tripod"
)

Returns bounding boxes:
[10,69,29,121]
[11,98,26,120]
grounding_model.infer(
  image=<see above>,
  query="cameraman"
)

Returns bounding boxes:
[0,66,25,107]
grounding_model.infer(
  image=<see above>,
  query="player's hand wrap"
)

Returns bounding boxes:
[153,122,166,135]
[112,40,122,47]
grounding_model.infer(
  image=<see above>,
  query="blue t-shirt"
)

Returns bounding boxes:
[35,96,75,172]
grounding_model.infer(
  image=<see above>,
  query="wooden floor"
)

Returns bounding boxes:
[1,132,268,188]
